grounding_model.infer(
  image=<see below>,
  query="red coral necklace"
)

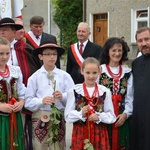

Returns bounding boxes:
[0,65,10,78]
[106,64,122,79]
[83,82,99,106]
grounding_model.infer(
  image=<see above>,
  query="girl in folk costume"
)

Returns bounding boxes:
[65,57,116,150]
[99,37,133,150]
[0,37,26,150]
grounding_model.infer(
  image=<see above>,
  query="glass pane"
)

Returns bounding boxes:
[138,21,147,28]
[137,10,148,18]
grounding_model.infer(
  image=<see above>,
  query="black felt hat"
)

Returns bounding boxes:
[0,17,23,30]
[33,40,65,58]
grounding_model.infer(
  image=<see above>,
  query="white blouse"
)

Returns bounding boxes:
[65,83,116,124]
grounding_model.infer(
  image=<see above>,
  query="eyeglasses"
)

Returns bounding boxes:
[42,53,58,57]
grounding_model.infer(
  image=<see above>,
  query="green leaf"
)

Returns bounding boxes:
[84,139,90,144]
[88,146,94,150]
[84,143,90,149]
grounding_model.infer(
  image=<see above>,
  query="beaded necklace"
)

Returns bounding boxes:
[0,65,10,78]
[83,82,99,107]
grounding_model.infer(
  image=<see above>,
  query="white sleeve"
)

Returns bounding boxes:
[61,73,75,105]
[17,67,26,99]
[65,89,86,123]
[24,75,43,112]
[123,73,133,118]
[96,89,116,124]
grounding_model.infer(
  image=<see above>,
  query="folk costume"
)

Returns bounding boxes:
[0,65,26,150]
[65,83,116,150]
[129,55,150,150]
[99,64,133,150]
[66,40,102,84]
[25,42,74,150]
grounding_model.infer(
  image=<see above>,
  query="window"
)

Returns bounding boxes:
[131,8,149,43]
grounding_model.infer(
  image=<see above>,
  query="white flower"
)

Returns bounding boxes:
[120,89,125,94]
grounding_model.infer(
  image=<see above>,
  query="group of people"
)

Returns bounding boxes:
[0,15,149,150]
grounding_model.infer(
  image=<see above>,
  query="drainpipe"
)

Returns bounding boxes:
[83,0,86,22]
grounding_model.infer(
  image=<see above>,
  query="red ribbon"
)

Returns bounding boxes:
[8,97,18,150]
[85,107,95,143]
[112,94,122,150]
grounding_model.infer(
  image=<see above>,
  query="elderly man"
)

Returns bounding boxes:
[66,22,102,84]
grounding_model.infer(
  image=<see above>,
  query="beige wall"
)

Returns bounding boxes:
[22,0,60,39]
[86,0,150,59]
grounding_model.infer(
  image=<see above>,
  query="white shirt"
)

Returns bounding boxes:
[25,66,75,112]
[7,40,18,66]
[137,52,142,58]
[65,83,116,124]
[78,40,88,53]
[28,31,41,46]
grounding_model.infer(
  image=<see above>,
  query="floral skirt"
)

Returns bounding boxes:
[71,121,110,150]
[0,112,25,150]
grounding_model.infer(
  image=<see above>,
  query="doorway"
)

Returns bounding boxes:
[93,13,108,46]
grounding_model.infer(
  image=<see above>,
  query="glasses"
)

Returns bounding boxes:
[42,53,58,57]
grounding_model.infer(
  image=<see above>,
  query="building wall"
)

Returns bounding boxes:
[86,0,150,59]
[22,0,60,40]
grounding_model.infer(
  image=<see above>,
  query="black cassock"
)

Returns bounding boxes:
[129,55,150,150]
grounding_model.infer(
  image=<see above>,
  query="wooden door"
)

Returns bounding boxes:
[93,14,108,46]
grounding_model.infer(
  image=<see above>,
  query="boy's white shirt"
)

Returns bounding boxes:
[24,65,75,112]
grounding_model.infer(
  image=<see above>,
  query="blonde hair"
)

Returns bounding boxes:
[0,36,10,46]
[81,57,100,71]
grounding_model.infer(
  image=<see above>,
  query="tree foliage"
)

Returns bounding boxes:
[51,0,83,50]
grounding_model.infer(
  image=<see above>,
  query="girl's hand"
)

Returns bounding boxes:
[13,99,24,112]
[43,96,55,105]
[115,113,127,127]
[53,90,62,100]
[88,113,99,121]
[0,103,13,113]
[82,105,89,116]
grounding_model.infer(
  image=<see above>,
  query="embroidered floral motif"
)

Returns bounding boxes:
[100,74,113,90]
[34,120,49,143]
[12,80,18,99]
[75,92,106,114]
[0,84,6,101]
[100,73,130,96]
[0,78,18,103]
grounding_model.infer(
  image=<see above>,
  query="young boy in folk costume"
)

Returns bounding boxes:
[65,57,116,150]
[24,40,74,150]
[0,36,26,149]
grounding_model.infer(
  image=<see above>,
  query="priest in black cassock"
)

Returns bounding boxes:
[129,27,150,150]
